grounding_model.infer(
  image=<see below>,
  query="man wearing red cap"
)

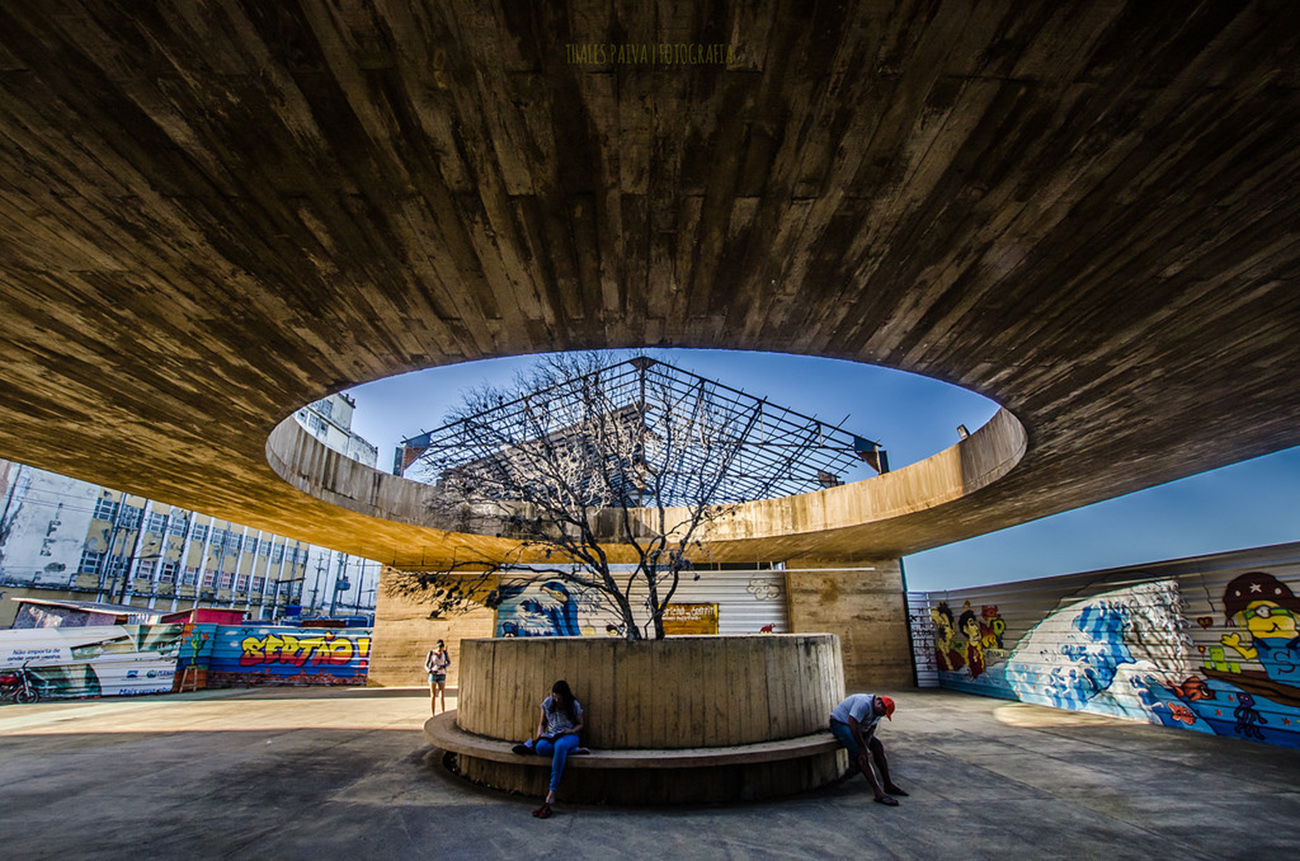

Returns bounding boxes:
[829,693,907,805]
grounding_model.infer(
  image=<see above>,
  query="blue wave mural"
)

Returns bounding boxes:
[928,568,1300,749]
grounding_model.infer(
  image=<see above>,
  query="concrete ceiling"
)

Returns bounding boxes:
[1,2,1298,568]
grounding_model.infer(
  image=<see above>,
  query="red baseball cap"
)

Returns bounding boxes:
[879,696,895,720]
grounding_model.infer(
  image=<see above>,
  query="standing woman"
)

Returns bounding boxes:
[513,680,585,819]
[424,640,451,715]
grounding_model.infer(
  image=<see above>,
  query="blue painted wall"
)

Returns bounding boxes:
[917,543,1300,748]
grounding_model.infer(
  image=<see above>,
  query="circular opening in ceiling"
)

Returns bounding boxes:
[268,348,1023,566]
[329,348,1002,497]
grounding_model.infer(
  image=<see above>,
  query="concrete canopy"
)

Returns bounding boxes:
[0,2,1298,569]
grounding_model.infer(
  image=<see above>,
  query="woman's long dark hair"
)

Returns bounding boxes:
[549,679,577,723]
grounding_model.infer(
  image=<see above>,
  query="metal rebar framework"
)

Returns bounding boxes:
[398,357,886,506]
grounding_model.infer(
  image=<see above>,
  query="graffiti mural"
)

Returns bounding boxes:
[494,580,624,637]
[925,563,1300,749]
[206,625,371,686]
[491,569,789,637]
[931,600,1008,677]
[0,624,183,697]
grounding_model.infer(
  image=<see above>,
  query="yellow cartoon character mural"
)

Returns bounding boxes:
[1220,571,1300,685]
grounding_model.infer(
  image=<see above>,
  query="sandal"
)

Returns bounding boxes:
[874,795,899,806]
[512,743,532,755]
[573,746,591,755]
[532,803,553,819]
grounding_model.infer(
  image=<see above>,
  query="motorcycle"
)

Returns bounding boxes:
[0,662,40,704]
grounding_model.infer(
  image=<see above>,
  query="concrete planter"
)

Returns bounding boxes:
[449,634,848,803]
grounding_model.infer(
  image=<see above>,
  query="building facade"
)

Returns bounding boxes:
[0,458,380,628]
[295,393,379,468]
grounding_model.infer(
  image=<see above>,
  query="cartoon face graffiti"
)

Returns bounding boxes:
[1245,604,1300,640]
[497,580,582,637]
[1220,571,1300,684]
[930,602,965,673]
[930,604,952,638]
[959,609,987,680]
[1224,571,1300,637]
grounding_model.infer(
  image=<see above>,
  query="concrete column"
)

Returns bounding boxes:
[784,558,914,691]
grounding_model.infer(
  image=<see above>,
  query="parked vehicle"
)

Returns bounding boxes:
[0,662,40,704]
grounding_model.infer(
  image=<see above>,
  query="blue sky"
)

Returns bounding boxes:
[346,349,1300,593]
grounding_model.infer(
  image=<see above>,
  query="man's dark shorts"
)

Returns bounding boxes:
[829,719,862,758]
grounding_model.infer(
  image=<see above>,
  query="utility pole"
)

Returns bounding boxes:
[329,552,353,617]
[309,550,327,615]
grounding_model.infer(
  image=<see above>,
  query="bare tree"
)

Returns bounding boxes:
[388,353,884,641]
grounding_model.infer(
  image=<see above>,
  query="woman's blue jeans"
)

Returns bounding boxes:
[533,734,580,792]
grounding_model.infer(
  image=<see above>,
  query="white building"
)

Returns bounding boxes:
[0,459,380,627]
[295,393,379,467]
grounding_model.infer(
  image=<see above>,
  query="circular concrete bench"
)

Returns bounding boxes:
[425,710,841,767]
[432,635,849,804]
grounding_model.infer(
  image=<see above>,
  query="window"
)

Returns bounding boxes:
[105,556,129,577]
[251,576,265,592]
[119,505,143,529]
[167,517,187,537]
[315,398,333,418]
[160,561,179,583]
[137,560,157,578]
[79,549,104,575]
[182,567,199,586]
[201,570,216,588]
[236,574,249,592]
[192,524,209,543]
[145,512,168,534]
[93,499,119,521]
[258,540,270,557]
[271,544,284,563]
[219,572,235,590]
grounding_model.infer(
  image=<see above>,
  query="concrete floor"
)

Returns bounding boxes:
[1,686,1296,860]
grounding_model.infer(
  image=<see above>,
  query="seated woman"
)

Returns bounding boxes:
[512,679,585,818]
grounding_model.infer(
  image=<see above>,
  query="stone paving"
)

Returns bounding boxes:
[1,686,1296,860]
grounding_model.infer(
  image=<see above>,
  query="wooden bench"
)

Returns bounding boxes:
[424,710,842,769]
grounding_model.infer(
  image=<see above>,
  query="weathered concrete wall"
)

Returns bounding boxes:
[1,3,1299,619]
[371,560,913,692]
[266,399,1027,568]
[785,560,913,691]
[367,568,494,688]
